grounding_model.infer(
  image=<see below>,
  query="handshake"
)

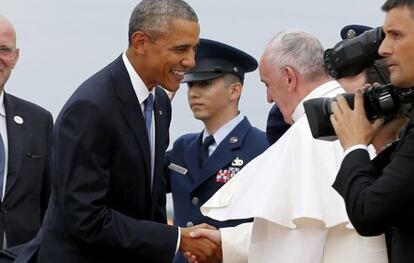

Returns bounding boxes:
[179,224,222,263]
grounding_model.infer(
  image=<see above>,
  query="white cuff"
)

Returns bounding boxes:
[176,227,181,254]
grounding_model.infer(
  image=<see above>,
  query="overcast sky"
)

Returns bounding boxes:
[2,0,384,144]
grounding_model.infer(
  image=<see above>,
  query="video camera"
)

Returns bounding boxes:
[304,84,414,140]
[324,27,384,79]
[304,27,414,141]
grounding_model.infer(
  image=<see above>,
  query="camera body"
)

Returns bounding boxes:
[304,84,414,140]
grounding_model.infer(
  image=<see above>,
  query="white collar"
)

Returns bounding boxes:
[122,52,154,104]
[203,113,244,145]
[291,80,342,122]
[0,90,5,117]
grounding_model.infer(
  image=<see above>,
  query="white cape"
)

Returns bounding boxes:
[201,81,387,263]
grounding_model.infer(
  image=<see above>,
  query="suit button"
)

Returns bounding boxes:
[0,205,7,214]
[192,197,199,206]
[186,221,194,227]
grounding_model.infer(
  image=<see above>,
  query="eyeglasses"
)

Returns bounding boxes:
[0,47,18,59]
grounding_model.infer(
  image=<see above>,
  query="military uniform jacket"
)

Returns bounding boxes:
[166,117,268,229]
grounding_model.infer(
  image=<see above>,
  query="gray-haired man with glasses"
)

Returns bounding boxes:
[0,15,53,253]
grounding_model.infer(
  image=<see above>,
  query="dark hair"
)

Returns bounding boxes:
[128,0,198,45]
[223,73,243,86]
[382,0,414,13]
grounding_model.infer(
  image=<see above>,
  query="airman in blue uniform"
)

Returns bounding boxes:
[165,38,269,262]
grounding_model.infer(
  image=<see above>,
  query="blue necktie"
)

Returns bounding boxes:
[144,93,154,144]
[0,134,5,199]
[199,135,215,167]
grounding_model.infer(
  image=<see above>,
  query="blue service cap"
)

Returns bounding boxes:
[182,38,258,83]
[340,24,373,40]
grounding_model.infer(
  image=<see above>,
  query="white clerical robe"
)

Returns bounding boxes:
[201,81,387,263]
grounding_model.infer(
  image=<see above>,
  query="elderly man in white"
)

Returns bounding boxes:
[186,30,388,263]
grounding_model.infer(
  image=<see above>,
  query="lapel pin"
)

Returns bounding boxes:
[229,136,238,143]
[14,115,24,124]
[158,110,163,115]
[231,157,244,166]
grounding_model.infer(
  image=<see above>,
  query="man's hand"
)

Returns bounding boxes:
[180,224,222,263]
[190,228,221,246]
[330,89,384,151]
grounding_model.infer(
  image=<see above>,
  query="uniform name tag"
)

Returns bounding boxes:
[168,163,188,175]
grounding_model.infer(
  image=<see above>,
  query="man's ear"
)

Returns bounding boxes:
[229,82,243,102]
[130,31,148,54]
[284,66,297,92]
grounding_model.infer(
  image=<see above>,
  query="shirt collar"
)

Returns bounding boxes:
[203,113,244,145]
[291,80,343,122]
[0,90,5,117]
[122,52,155,104]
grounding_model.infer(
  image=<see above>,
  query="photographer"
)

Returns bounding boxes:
[330,0,414,262]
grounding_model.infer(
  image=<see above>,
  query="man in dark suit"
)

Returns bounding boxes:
[34,1,221,263]
[0,15,52,251]
[330,1,414,262]
[165,38,269,263]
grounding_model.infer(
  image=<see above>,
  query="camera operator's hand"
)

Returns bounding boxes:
[330,88,384,151]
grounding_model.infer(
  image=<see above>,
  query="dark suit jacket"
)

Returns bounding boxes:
[266,105,290,145]
[37,55,178,263]
[0,93,52,248]
[166,117,268,263]
[333,110,414,263]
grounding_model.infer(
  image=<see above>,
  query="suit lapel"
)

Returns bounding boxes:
[3,93,25,197]
[112,56,151,183]
[193,117,252,190]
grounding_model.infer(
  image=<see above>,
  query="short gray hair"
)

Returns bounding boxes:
[128,0,198,45]
[265,30,326,81]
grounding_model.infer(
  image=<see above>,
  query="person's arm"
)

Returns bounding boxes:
[185,223,251,263]
[331,89,414,235]
[56,100,178,261]
[220,223,252,263]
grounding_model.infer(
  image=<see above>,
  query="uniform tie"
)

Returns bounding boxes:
[199,135,215,167]
[144,93,154,144]
[0,133,5,200]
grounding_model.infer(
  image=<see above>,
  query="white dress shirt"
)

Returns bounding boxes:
[0,90,9,202]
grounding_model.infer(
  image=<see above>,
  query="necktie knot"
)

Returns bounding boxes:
[199,135,215,167]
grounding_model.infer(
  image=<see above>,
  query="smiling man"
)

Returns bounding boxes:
[165,38,268,263]
[33,1,220,263]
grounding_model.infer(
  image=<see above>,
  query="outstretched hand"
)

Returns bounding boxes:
[180,224,222,263]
